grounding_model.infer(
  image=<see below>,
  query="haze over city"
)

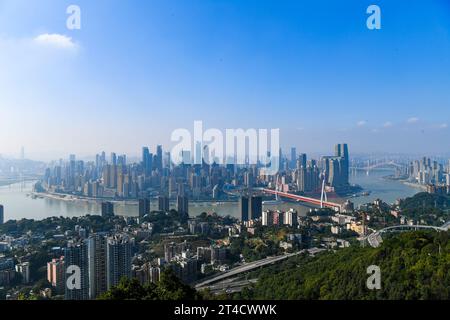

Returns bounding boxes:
[1,0,449,159]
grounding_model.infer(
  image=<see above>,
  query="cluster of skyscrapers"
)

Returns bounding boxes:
[273,143,350,194]
[40,144,350,205]
[47,234,134,300]
[409,157,449,186]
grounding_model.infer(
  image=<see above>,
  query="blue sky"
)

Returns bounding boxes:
[0,0,449,160]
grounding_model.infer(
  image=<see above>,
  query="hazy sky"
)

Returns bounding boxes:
[0,0,449,160]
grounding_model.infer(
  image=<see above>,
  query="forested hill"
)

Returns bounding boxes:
[399,192,450,226]
[237,231,450,300]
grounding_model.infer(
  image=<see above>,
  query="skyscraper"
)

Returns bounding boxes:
[239,196,249,222]
[0,205,3,224]
[87,234,107,299]
[47,257,65,294]
[64,242,89,300]
[158,196,170,212]
[328,158,340,187]
[290,147,297,169]
[250,196,262,220]
[106,236,133,289]
[297,166,306,192]
[177,195,189,218]
[142,147,153,176]
[101,202,114,218]
[297,154,307,170]
[335,143,349,185]
[110,153,117,166]
[335,143,349,160]
[284,209,298,227]
[16,262,30,284]
[156,145,163,171]
[138,198,151,219]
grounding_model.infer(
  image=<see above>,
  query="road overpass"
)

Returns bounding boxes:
[195,248,323,290]
[205,278,258,295]
[366,223,448,248]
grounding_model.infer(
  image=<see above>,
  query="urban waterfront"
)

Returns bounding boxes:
[0,168,420,222]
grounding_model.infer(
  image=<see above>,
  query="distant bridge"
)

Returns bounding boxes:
[366,223,449,248]
[262,189,342,211]
[351,160,405,171]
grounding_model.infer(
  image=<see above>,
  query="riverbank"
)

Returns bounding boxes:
[31,191,239,206]
[382,175,428,191]
[1,169,421,221]
[401,181,427,191]
[0,180,19,187]
[30,191,136,205]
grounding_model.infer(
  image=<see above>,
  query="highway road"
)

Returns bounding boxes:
[206,279,258,295]
[195,248,323,289]
[366,222,449,248]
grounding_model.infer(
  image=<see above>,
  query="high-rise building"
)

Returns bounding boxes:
[47,257,65,294]
[239,196,249,222]
[171,258,198,283]
[110,153,117,166]
[244,171,254,188]
[328,158,341,187]
[64,242,89,300]
[156,145,163,171]
[101,202,114,218]
[138,198,151,219]
[158,196,170,212]
[335,143,349,185]
[273,210,283,225]
[15,262,30,284]
[0,204,3,224]
[109,165,117,188]
[164,242,177,262]
[250,196,263,220]
[106,236,133,290]
[142,147,153,176]
[262,210,274,226]
[102,165,111,188]
[149,266,161,284]
[284,209,298,227]
[297,154,307,170]
[177,196,189,218]
[297,166,306,192]
[211,246,227,264]
[290,148,297,169]
[87,234,107,299]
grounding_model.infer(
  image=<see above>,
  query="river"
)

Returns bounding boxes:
[0,168,422,222]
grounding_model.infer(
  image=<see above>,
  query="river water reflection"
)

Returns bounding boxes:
[0,168,421,221]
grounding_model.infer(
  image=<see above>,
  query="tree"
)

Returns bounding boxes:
[99,269,201,301]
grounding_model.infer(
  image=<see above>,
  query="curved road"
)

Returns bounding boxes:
[366,222,449,248]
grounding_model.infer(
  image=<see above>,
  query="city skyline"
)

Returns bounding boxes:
[1,0,450,159]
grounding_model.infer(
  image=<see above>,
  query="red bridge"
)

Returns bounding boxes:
[262,189,341,211]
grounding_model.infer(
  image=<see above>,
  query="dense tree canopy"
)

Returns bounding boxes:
[235,231,450,300]
[399,193,450,226]
[99,269,201,300]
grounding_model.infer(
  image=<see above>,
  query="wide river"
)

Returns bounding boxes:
[0,169,423,222]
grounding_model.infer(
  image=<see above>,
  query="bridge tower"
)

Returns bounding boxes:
[320,173,328,209]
